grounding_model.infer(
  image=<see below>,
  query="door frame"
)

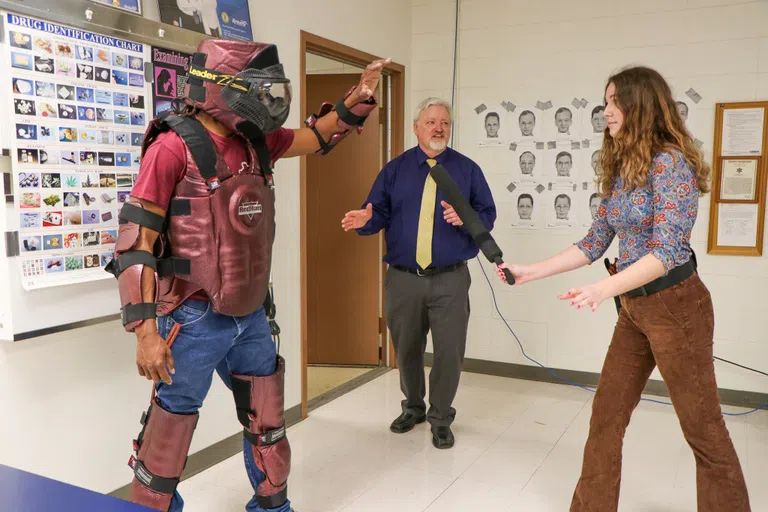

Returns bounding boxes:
[299,31,405,419]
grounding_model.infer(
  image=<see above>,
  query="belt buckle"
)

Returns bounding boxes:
[638,285,648,296]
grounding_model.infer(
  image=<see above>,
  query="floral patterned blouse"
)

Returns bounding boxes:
[576,150,698,273]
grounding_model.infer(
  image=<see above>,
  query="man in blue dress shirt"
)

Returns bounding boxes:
[341,97,496,449]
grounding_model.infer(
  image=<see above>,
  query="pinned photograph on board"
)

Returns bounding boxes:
[35,81,55,98]
[77,63,94,80]
[129,73,144,88]
[129,95,145,109]
[112,70,128,86]
[64,233,81,249]
[55,43,74,58]
[39,102,58,118]
[58,104,76,120]
[34,57,54,74]
[112,53,128,68]
[43,234,63,250]
[61,151,78,166]
[21,236,42,252]
[114,132,130,146]
[15,98,36,116]
[18,172,40,188]
[76,45,94,62]
[59,126,77,142]
[95,49,111,65]
[78,105,97,122]
[16,124,38,141]
[21,213,42,228]
[20,192,41,209]
[13,78,35,96]
[95,67,112,83]
[113,92,129,107]
[45,257,65,273]
[10,31,32,50]
[56,59,76,79]
[63,192,80,207]
[77,87,94,103]
[57,85,75,101]
[12,52,33,71]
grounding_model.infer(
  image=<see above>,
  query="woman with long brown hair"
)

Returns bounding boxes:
[496,66,750,511]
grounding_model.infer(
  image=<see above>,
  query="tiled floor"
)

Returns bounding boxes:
[175,370,768,511]
[307,366,375,400]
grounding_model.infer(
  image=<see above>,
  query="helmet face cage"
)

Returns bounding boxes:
[184,41,291,134]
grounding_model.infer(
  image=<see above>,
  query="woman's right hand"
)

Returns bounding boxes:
[495,262,535,285]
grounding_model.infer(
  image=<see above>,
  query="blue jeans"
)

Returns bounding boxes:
[155,299,292,512]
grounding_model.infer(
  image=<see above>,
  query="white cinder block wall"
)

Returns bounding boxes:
[414,0,768,394]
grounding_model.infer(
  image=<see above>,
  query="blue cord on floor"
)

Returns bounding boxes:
[475,256,768,417]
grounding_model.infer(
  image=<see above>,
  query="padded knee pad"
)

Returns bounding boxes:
[231,356,291,509]
[127,399,199,511]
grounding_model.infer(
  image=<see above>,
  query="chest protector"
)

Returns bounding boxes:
[143,113,276,317]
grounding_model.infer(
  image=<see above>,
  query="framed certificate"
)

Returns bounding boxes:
[719,158,758,202]
[708,102,768,256]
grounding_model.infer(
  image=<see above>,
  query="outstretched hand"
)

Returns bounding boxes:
[348,58,392,105]
[341,203,373,231]
[558,282,608,312]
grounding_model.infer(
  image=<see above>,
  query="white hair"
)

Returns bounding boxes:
[413,97,453,123]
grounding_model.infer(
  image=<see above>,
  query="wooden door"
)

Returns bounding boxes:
[306,73,381,365]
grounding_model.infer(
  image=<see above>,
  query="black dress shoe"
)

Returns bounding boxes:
[431,426,455,449]
[389,411,426,433]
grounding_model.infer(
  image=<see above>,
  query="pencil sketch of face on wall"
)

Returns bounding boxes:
[554,107,573,135]
[591,150,601,174]
[517,193,534,220]
[518,110,536,137]
[519,151,536,176]
[590,105,606,133]
[484,111,500,138]
[555,151,573,177]
[676,101,689,122]
[554,193,571,220]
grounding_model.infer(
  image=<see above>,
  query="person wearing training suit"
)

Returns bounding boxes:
[107,38,389,512]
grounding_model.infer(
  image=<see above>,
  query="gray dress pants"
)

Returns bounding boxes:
[384,263,471,427]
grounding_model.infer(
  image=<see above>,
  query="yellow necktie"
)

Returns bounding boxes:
[416,158,438,270]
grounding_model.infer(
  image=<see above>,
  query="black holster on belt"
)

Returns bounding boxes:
[603,258,623,313]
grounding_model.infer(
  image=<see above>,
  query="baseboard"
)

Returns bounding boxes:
[108,403,303,501]
[424,353,768,410]
[13,314,121,342]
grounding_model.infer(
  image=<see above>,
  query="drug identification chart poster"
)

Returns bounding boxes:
[4,13,151,290]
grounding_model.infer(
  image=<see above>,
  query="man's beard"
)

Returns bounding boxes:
[429,138,447,151]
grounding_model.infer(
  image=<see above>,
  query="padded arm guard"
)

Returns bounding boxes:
[304,86,377,155]
[106,199,166,332]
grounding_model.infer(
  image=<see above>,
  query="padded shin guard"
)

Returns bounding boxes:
[128,399,199,511]
[231,356,290,509]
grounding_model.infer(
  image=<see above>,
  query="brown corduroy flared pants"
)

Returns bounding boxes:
[570,273,750,512]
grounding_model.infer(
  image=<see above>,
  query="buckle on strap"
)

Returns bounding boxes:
[243,425,286,447]
[128,457,180,495]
